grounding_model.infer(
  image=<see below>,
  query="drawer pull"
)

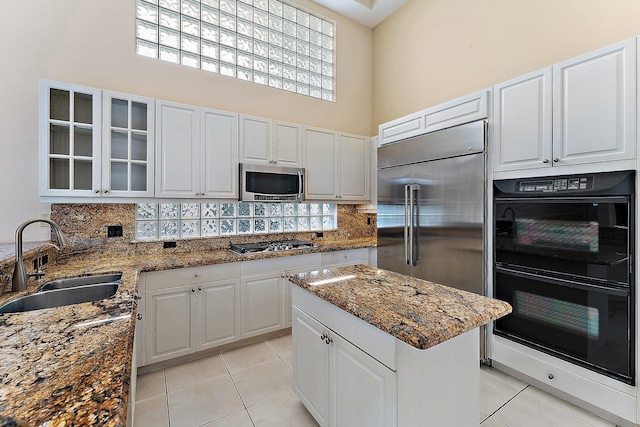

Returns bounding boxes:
[548,374,554,380]
[194,273,200,278]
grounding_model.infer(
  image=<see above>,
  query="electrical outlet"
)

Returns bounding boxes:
[316,232,324,238]
[107,225,123,238]
[163,241,177,248]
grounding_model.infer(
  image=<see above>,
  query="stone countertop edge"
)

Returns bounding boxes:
[0,239,376,427]
[288,264,512,350]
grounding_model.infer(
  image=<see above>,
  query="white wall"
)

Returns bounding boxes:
[0,0,373,243]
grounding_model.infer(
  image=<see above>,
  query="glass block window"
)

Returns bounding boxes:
[136,202,337,240]
[135,0,335,101]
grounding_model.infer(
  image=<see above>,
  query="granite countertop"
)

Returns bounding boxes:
[0,238,376,427]
[288,264,512,350]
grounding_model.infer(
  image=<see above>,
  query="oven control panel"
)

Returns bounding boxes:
[517,176,593,192]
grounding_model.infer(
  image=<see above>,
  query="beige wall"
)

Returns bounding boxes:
[0,0,372,243]
[372,0,640,134]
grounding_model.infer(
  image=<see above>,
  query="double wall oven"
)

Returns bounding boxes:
[493,171,635,384]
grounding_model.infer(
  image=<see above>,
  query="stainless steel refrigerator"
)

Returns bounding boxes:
[377,120,487,360]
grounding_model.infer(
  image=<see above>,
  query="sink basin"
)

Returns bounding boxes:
[0,283,120,314]
[40,273,122,291]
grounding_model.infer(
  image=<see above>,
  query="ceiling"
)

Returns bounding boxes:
[311,0,407,28]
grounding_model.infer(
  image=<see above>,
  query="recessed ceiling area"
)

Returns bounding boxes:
[311,0,407,28]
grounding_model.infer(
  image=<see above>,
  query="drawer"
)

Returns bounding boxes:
[144,263,240,290]
[321,249,369,267]
[241,253,321,276]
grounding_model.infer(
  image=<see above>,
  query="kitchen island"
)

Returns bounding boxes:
[288,264,512,427]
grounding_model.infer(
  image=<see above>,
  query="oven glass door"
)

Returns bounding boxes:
[245,171,300,196]
[495,266,633,384]
[495,197,630,285]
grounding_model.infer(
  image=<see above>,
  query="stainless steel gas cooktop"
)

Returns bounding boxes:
[229,239,316,255]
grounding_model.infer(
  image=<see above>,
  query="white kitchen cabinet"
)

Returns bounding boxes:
[338,134,369,200]
[156,101,238,198]
[552,38,636,166]
[493,38,636,173]
[40,80,102,197]
[201,108,238,198]
[292,305,397,427]
[143,264,240,365]
[321,248,370,268]
[493,68,553,172]
[241,253,321,337]
[145,284,196,364]
[240,272,283,338]
[378,90,488,146]
[102,91,155,197]
[155,100,200,198]
[304,127,370,201]
[239,115,301,166]
[40,82,157,198]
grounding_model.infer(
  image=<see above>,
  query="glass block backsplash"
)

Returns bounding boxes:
[135,202,337,240]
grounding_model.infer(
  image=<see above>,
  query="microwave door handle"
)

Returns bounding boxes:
[297,170,303,202]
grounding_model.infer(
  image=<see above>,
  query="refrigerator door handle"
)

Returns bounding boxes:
[404,184,410,265]
[411,184,420,266]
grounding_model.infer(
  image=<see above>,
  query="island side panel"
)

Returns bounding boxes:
[396,328,480,427]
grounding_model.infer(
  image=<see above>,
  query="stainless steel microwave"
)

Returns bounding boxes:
[239,163,305,202]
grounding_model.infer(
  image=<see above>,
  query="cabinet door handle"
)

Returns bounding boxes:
[192,288,196,292]
[548,373,554,380]
[95,189,100,194]
[104,189,110,194]
[320,334,326,341]
[136,313,142,321]
[325,336,333,345]
[194,273,200,278]
[553,158,559,163]
[198,287,202,291]
[542,159,550,164]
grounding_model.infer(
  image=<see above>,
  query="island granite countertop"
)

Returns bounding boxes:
[0,238,375,427]
[288,264,512,350]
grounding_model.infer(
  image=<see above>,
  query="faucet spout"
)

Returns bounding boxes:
[12,219,69,293]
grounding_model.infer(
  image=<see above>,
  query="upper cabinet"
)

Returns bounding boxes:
[155,101,238,199]
[102,91,155,197]
[304,127,370,201]
[40,81,155,198]
[493,38,636,173]
[40,80,102,197]
[378,90,489,146]
[239,115,301,167]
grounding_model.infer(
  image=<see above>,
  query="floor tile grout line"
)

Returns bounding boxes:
[164,369,172,427]
[482,384,530,422]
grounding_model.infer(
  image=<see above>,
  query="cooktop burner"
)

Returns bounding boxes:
[229,239,316,255]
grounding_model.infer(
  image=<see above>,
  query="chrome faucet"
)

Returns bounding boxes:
[12,219,69,292]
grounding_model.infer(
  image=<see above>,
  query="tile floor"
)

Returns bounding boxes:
[134,333,617,427]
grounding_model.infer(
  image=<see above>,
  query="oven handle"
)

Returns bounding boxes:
[495,265,630,297]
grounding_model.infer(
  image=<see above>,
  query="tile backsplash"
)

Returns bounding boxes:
[50,203,376,254]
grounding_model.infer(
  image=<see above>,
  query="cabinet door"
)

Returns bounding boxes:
[239,115,271,164]
[331,332,397,427]
[145,285,196,364]
[292,307,330,427]
[39,80,102,197]
[552,38,636,166]
[102,91,155,197]
[197,278,240,351]
[493,68,552,172]
[273,121,302,166]
[155,100,200,198]
[241,273,283,338]
[304,127,338,200]
[338,134,369,200]
[202,109,238,198]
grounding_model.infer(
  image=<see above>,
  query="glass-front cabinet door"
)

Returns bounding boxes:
[39,80,102,197]
[102,91,155,197]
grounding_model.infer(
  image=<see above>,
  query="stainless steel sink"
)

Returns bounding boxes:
[40,273,122,291]
[0,273,123,314]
